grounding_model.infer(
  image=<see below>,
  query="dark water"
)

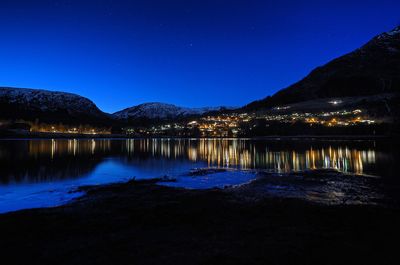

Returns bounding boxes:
[0,138,398,212]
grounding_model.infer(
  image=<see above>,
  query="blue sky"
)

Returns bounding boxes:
[0,0,399,113]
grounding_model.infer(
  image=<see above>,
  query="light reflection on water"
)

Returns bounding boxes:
[3,138,380,177]
[0,138,396,213]
[113,138,375,174]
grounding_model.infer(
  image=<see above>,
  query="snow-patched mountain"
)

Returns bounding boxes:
[113,102,232,120]
[245,26,400,110]
[0,87,110,124]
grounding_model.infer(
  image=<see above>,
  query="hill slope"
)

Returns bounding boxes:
[0,87,111,125]
[113,102,231,120]
[245,26,400,110]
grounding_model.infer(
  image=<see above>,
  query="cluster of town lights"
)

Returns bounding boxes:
[125,107,376,136]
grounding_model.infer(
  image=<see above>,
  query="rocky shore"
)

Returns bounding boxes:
[0,175,399,265]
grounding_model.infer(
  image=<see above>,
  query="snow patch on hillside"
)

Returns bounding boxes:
[0,87,103,115]
[113,102,234,120]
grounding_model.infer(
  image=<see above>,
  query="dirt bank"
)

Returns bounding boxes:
[0,178,399,265]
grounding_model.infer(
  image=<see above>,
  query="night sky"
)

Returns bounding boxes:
[0,0,399,113]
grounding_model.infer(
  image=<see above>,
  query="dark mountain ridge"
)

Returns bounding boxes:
[245,26,400,110]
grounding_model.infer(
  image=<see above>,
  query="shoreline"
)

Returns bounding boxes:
[1,178,399,264]
[0,167,395,214]
[0,131,395,140]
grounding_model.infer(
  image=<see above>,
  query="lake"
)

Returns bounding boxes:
[0,138,398,213]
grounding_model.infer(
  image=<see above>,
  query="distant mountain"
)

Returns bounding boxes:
[113,102,233,120]
[245,26,400,110]
[0,87,111,125]
[2,26,399,128]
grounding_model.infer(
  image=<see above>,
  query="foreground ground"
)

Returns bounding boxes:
[0,179,399,265]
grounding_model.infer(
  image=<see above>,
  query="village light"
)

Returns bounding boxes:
[329,100,342,105]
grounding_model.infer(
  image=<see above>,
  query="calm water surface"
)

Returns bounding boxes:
[0,138,398,212]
